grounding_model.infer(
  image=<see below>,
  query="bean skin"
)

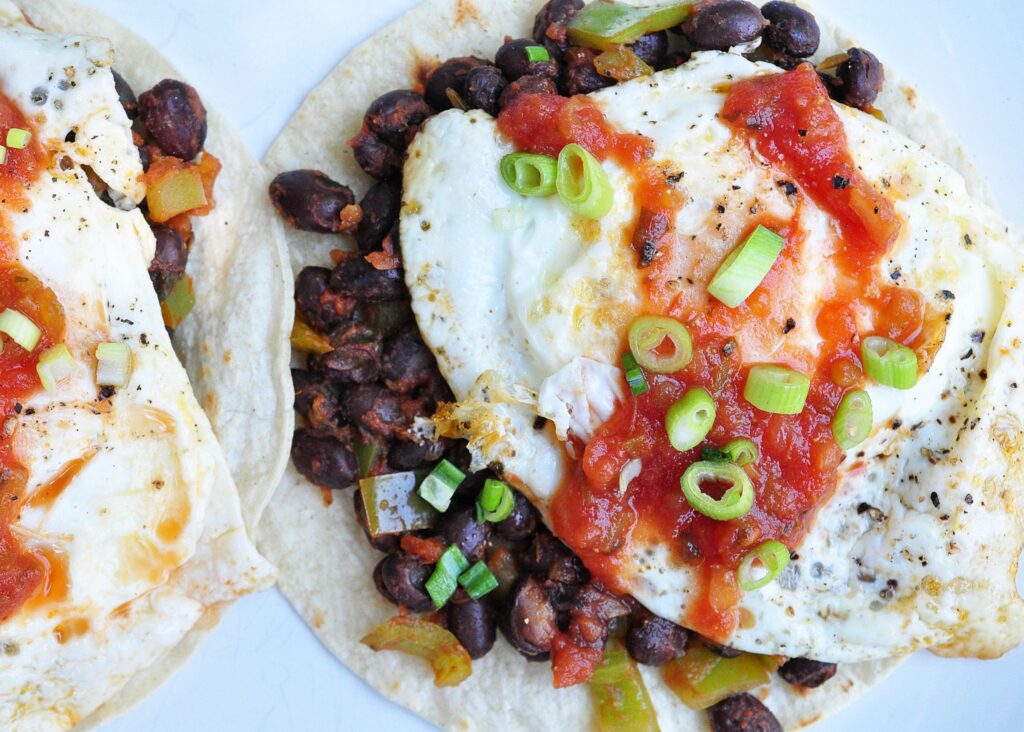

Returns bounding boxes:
[330,253,405,302]
[778,657,838,688]
[424,57,488,111]
[830,48,885,108]
[355,180,402,253]
[761,1,820,58]
[499,75,559,112]
[463,66,508,117]
[365,90,432,150]
[626,608,689,666]
[501,576,558,658]
[628,31,669,67]
[682,0,768,51]
[294,266,356,332]
[375,553,435,612]
[309,342,382,385]
[350,126,404,181]
[708,694,782,732]
[138,79,207,161]
[448,598,497,659]
[496,38,559,82]
[269,170,358,234]
[147,224,187,299]
[494,491,539,541]
[561,47,615,96]
[291,428,357,491]
[532,0,584,60]
[111,69,137,119]
[382,326,438,394]
[439,506,491,563]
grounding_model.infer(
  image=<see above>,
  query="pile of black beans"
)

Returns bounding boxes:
[270,3,857,731]
[111,73,210,308]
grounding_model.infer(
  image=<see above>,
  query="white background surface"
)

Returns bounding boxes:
[65,0,1023,730]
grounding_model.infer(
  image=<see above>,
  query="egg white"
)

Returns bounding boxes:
[401,52,1024,662]
[0,11,273,730]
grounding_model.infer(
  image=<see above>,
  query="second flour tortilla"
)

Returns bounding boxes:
[260,1,999,729]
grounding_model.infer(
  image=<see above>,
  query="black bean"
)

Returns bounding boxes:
[382,326,437,394]
[448,598,497,659]
[702,637,744,658]
[111,69,137,119]
[147,224,187,299]
[521,531,573,576]
[657,51,693,71]
[496,38,560,82]
[682,0,767,51]
[291,428,357,490]
[626,609,689,666]
[463,66,508,117]
[386,437,447,471]
[350,127,403,181]
[309,342,382,385]
[761,1,820,58]
[269,170,358,234]
[424,57,488,111]
[138,79,207,160]
[499,75,560,112]
[778,657,838,688]
[330,254,405,302]
[708,694,782,732]
[294,266,356,332]
[355,180,402,253]
[345,384,407,439]
[560,47,615,96]
[292,368,345,433]
[532,0,584,60]
[439,505,491,563]
[830,48,884,108]
[137,143,152,172]
[494,491,539,541]
[354,489,401,553]
[501,576,558,658]
[365,90,432,150]
[547,553,586,586]
[628,31,669,67]
[376,553,435,612]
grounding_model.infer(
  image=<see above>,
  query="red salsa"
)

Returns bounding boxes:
[0,93,67,622]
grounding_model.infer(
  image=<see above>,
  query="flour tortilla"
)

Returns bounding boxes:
[6,0,293,727]
[260,1,996,729]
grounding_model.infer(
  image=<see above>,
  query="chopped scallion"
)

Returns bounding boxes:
[525,45,550,63]
[556,143,613,220]
[722,438,758,467]
[621,351,649,396]
[95,342,133,388]
[707,225,785,308]
[425,545,470,608]
[627,315,693,373]
[832,389,873,449]
[861,336,918,390]
[665,387,716,452]
[6,128,30,149]
[417,459,465,513]
[743,364,810,415]
[0,308,41,351]
[478,478,514,522]
[36,343,77,393]
[618,458,642,496]
[737,540,791,591]
[680,460,754,521]
[0,146,7,165]
[457,561,499,600]
[500,152,558,197]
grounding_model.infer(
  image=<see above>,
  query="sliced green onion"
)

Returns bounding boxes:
[832,389,873,449]
[0,308,41,351]
[500,153,557,197]
[0,146,7,165]
[861,336,918,390]
[491,206,527,230]
[707,225,785,308]
[36,343,77,393]
[680,461,754,521]
[525,45,550,63]
[666,388,716,452]
[417,459,465,513]
[621,351,649,396]
[743,364,810,415]
[619,458,642,496]
[723,438,758,466]
[95,342,133,388]
[457,561,499,600]
[6,128,30,149]
[628,316,693,374]
[477,478,515,523]
[556,143,614,220]
[425,545,471,609]
[737,540,791,591]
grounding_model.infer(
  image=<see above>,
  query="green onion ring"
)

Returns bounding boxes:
[708,225,786,308]
[743,364,811,415]
[666,388,716,452]
[418,459,465,513]
[861,336,918,390]
[832,389,873,449]
[722,438,758,467]
[627,315,693,374]
[500,152,558,197]
[680,460,754,521]
[621,350,649,396]
[556,143,614,220]
[737,540,791,591]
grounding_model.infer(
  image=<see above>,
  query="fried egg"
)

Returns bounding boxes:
[401,51,1024,663]
[0,10,273,729]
